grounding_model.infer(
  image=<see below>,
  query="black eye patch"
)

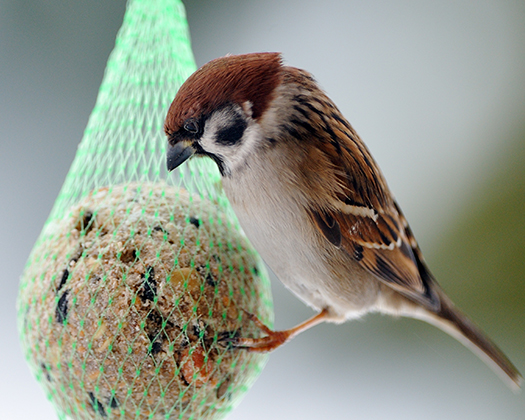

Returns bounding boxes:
[184,119,199,133]
[215,114,247,146]
[175,116,205,142]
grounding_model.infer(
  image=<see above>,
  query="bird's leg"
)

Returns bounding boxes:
[227,308,331,352]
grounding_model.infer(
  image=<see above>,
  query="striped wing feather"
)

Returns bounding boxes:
[305,107,438,309]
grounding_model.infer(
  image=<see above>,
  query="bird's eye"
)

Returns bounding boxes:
[184,120,199,134]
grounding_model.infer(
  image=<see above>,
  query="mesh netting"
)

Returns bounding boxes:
[16,1,274,419]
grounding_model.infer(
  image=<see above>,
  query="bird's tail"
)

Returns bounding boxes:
[410,285,522,391]
[377,282,522,391]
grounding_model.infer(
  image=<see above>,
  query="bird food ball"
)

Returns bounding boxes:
[18,182,273,420]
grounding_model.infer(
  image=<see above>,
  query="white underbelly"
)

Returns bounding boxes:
[222,166,379,319]
[228,194,339,311]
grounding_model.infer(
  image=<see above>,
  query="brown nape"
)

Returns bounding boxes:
[164,52,284,135]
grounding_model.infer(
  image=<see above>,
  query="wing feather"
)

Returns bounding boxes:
[303,105,439,309]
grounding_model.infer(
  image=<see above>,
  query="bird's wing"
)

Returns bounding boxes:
[305,114,438,309]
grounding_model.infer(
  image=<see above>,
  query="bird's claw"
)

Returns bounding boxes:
[218,309,290,353]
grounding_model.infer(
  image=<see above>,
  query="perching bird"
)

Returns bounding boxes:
[164,52,522,389]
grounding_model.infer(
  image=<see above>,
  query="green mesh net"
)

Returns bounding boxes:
[17,1,274,419]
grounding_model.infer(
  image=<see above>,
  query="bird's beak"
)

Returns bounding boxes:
[167,142,195,172]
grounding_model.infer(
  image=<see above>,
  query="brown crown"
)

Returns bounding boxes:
[164,52,283,136]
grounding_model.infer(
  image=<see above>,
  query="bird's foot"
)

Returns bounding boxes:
[220,308,330,353]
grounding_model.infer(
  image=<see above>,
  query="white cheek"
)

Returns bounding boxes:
[197,114,231,169]
[199,130,220,155]
[200,115,262,175]
[228,123,261,169]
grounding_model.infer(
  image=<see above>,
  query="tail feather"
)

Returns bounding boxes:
[396,232,522,391]
[377,284,522,391]
[428,288,522,391]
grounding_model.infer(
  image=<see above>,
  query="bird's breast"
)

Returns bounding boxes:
[222,168,379,316]
[223,171,325,299]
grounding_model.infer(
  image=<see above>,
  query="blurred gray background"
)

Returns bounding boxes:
[1,0,524,419]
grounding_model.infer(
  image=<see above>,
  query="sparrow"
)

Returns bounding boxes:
[164,52,522,389]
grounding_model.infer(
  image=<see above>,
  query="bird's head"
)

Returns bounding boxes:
[164,52,283,176]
